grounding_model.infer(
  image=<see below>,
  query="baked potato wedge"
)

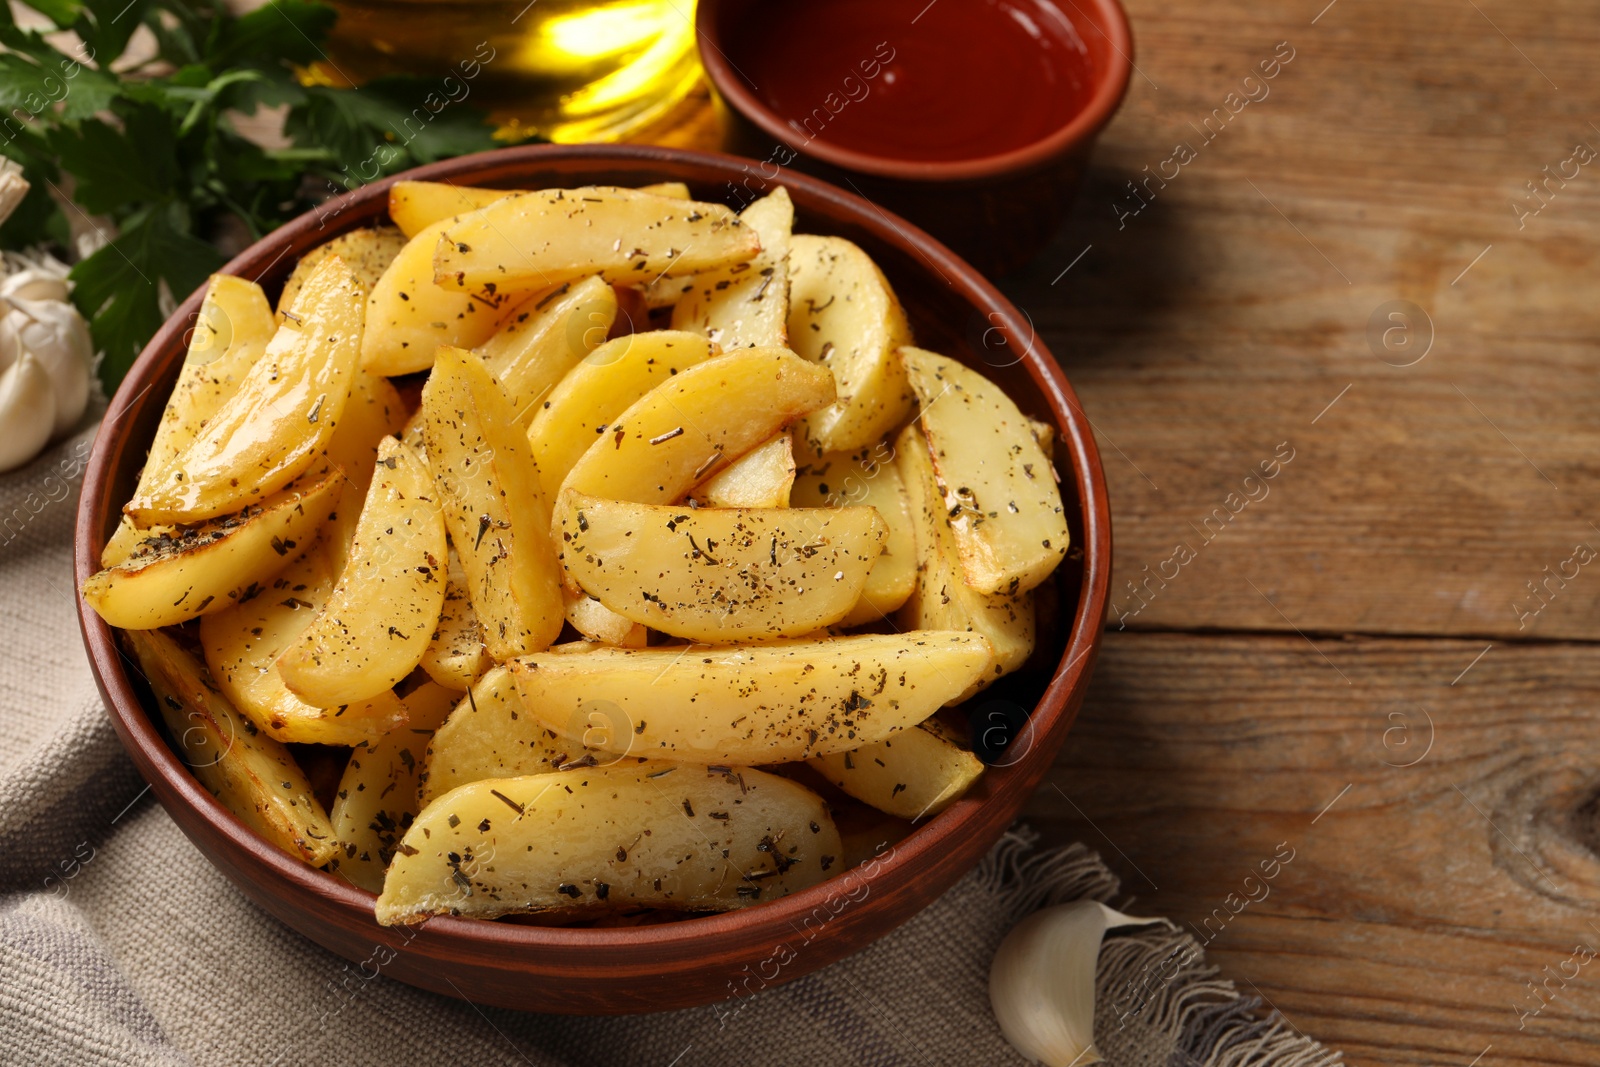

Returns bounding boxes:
[508,631,993,764]
[278,226,406,321]
[525,329,717,502]
[197,544,408,745]
[559,346,835,504]
[418,548,490,691]
[329,680,459,892]
[320,365,408,579]
[787,234,915,457]
[126,257,365,525]
[901,347,1068,595]
[564,588,649,647]
[83,467,345,631]
[792,443,916,626]
[475,274,618,427]
[278,437,449,707]
[895,426,1035,699]
[376,762,841,924]
[389,180,691,238]
[687,433,795,508]
[128,628,338,865]
[556,491,887,642]
[669,186,792,349]
[142,274,276,479]
[423,345,564,660]
[431,187,761,294]
[809,718,985,821]
[418,665,577,804]
[102,274,276,566]
[323,367,407,497]
[361,215,538,377]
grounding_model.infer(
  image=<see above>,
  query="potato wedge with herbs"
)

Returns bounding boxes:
[423,345,564,660]
[323,368,407,497]
[901,347,1068,595]
[509,632,993,764]
[476,274,618,427]
[787,234,915,457]
[198,545,408,746]
[419,548,490,691]
[83,467,344,631]
[636,180,692,201]
[896,426,1035,699]
[687,433,795,508]
[376,762,841,924]
[321,365,407,577]
[669,187,792,350]
[390,181,524,239]
[142,274,276,479]
[419,665,579,804]
[1029,416,1054,456]
[560,346,835,505]
[126,258,365,525]
[792,443,916,626]
[278,226,406,321]
[321,364,409,577]
[361,215,540,377]
[431,187,760,294]
[564,589,648,647]
[389,180,690,238]
[278,438,448,707]
[526,329,717,501]
[557,491,886,642]
[128,628,339,866]
[330,680,460,892]
[809,718,985,821]
[102,274,276,566]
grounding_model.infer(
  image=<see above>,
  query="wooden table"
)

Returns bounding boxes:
[649,1,1600,1061]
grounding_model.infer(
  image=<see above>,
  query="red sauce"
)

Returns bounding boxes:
[725,0,1094,163]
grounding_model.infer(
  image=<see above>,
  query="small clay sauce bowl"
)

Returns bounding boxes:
[698,0,1133,275]
[75,144,1110,1014]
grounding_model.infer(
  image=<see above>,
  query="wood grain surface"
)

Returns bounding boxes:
[1023,634,1600,1066]
[996,0,1600,642]
[965,0,1600,1062]
[656,0,1600,1061]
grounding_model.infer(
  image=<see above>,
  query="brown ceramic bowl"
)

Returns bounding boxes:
[697,0,1133,275]
[75,144,1110,1014]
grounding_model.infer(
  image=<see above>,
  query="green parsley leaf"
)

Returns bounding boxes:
[25,0,84,29]
[71,202,226,385]
[71,0,153,69]
[1,0,515,392]
[210,0,336,70]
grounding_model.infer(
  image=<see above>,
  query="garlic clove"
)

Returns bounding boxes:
[10,297,92,434]
[0,351,57,473]
[0,164,28,230]
[0,269,70,305]
[989,900,1168,1067]
[0,312,18,375]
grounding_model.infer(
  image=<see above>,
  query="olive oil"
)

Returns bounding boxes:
[317,0,701,143]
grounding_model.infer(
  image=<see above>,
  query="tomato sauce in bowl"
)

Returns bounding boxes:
[726,0,1095,164]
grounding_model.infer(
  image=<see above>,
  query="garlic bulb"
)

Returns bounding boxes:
[0,246,97,470]
[6,295,92,435]
[0,267,70,304]
[989,901,1168,1066]
[0,352,56,473]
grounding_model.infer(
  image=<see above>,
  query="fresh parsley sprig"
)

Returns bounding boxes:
[0,0,508,391]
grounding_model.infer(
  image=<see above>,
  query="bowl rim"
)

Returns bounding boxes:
[75,143,1110,962]
[695,0,1134,182]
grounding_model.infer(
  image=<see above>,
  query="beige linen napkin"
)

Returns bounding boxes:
[0,428,1341,1067]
